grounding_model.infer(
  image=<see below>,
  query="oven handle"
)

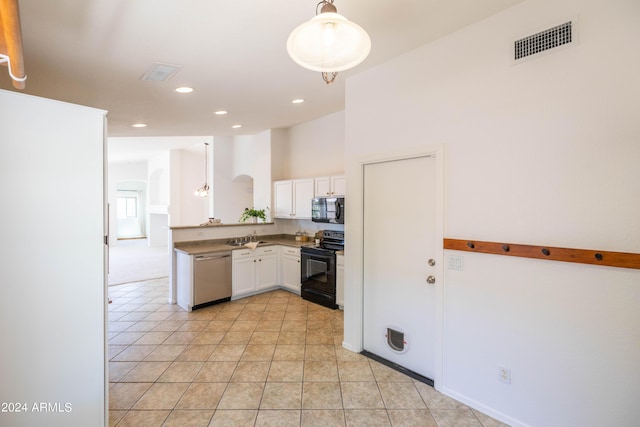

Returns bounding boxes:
[301,251,334,262]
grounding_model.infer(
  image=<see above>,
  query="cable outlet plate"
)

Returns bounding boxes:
[499,367,511,384]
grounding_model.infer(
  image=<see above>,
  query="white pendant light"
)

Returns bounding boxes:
[194,142,210,197]
[287,0,371,84]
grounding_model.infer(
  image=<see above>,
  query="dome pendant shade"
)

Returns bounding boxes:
[287,12,371,73]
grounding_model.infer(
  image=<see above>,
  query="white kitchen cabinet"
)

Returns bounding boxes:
[232,246,278,297]
[336,253,345,309]
[232,249,256,297]
[273,180,293,218]
[315,175,345,197]
[281,247,301,294]
[256,246,278,290]
[273,178,314,219]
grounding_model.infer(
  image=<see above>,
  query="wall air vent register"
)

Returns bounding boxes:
[513,20,577,63]
[140,62,182,82]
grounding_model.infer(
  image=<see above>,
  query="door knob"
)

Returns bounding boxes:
[426,276,436,284]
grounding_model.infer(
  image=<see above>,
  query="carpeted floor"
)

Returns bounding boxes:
[108,239,169,286]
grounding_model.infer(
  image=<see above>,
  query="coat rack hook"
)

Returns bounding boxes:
[541,248,550,256]
[502,244,510,252]
[466,242,475,249]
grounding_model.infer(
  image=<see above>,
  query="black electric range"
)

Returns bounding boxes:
[300,230,344,309]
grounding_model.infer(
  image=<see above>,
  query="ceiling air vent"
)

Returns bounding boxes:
[140,62,182,82]
[513,20,576,63]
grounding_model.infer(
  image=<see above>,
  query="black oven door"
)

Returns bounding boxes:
[300,247,337,309]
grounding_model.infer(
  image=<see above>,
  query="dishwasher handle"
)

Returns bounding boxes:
[195,253,231,261]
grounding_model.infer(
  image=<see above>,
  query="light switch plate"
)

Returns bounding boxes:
[447,255,464,271]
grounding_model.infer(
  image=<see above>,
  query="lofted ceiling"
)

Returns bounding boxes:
[0,0,522,158]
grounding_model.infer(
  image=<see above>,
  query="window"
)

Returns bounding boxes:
[117,197,137,219]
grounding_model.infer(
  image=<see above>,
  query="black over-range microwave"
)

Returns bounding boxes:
[312,196,345,224]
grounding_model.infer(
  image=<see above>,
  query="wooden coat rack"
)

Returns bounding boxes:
[0,0,26,89]
[443,238,640,270]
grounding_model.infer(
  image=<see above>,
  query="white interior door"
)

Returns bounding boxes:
[363,154,440,381]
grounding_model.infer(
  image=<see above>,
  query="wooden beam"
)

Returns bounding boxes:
[0,0,26,89]
[443,238,640,270]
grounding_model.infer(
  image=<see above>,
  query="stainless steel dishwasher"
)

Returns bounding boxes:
[193,251,232,310]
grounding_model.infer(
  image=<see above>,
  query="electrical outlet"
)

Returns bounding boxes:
[499,367,511,384]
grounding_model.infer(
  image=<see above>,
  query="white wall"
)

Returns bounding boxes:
[148,151,170,208]
[147,151,171,245]
[179,148,209,225]
[0,90,107,426]
[344,0,640,426]
[275,110,345,180]
[108,136,214,229]
[270,128,288,181]
[107,161,147,245]
[213,136,253,224]
[233,130,272,220]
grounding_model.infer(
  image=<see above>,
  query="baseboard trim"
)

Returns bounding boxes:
[360,350,434,387]
[440,385,529,427]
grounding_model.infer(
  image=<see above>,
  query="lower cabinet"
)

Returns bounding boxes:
[232,246,278,298]
[336,253,345,309]
[232,249,255,297]
[256,247,278,290]
[280,247,301,294]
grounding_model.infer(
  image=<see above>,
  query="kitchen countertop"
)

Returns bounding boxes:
[173,234,315,255]
[170,222,275,230]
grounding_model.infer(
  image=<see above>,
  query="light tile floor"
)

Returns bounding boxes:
[108,278,509,427]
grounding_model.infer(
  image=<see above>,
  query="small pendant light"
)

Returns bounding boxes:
[194,142,210,197]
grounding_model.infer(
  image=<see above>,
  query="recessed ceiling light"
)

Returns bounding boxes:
[175,86,194,93]
[132,123,147,128]
[214,110,228,115]
[292,98,304,104]
[231,124,242,129]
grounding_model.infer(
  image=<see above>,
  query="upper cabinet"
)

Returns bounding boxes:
[273,180,293,218]
[315,175,345,197]
[273,178,314,219]
[274,175,345,219]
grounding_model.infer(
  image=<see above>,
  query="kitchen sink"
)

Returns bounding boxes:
[226,240,270,247]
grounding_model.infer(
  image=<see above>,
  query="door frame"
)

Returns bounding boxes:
[342,144,445,389]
